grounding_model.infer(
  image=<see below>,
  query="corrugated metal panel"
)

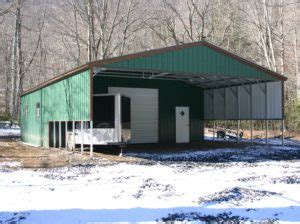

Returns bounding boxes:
[204,81,282,120]
[20,90,42,146]
[20,69,91,147]
[105,45,275,80]
[225,87,238,119]
[252,84,266,119]
[267,81,282,119]
[214,89,225,120]
[108,87,159,143]
[94,76,203,143]
[238,85,251,119]
[204,90,213,120]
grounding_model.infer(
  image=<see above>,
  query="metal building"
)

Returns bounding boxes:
[20,41,287,154]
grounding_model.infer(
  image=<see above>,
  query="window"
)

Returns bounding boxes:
[36,102,40,117]
[93,96,115,128]
[25,105,28,118]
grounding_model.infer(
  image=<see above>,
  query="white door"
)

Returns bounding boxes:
[176,107,190,143]
[108,87,159,143]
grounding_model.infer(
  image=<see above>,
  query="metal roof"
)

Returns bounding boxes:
[21,40,287,96]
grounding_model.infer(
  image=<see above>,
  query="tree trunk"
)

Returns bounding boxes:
[10,0,23,120]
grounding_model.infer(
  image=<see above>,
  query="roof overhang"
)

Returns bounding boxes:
[93,67,275,89]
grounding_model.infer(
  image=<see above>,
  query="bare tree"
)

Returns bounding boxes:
[9,0,45,119]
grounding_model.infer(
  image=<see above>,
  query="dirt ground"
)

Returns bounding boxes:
[0,139,148,169]
[0,130,297,169]
[0,138,253,169]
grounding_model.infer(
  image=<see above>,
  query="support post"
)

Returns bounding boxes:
[237,86,240,143]
[237,120,240,143]
[53,121,56,148]
[250,84,253,145]
[266,120,268,145]
[212,89,215,142]
[281,81,285,146]
[281,119,284,146]
[90,121,93,158]
[224,120,227,141]
[72,121,75,151]
[251,120,253,144]
[59,121,61,149]
[224,88,227,141]
[265,82,268,145]
[81,121,84,154]
[65,121,68,150]
[213,120,215,141]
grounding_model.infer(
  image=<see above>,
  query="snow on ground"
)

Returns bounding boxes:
[0,139,300,223]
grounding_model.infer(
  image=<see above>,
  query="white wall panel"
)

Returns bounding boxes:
[109,87,159,143]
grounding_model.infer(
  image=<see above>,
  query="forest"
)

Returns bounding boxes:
[0,0,299,131]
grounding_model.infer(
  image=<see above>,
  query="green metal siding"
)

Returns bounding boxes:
[20,90,42,146]
[106,45,275,80]
[20,69,91,147]
[93,76,203,143]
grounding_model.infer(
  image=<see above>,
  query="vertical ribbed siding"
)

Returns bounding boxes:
[20,69,91,147]
[20,90,42,146]
[105,45,274,80]
[41,69,90,147]
[93,76,203,143]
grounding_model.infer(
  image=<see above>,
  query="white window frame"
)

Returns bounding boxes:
[36,102,40,117]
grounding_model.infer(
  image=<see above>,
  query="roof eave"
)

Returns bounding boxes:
[20,64,91,97]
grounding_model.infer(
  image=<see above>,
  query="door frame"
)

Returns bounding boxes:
[175,106,190,143]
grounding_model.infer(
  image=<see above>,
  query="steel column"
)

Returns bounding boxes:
[90,121,93,158]
[53,121,56,148]
[59,121,61,149]
[250,84,253,144]
[213,89,215,141]
[65,121,68,149]
[72,121,75,151]
[265,82,268,145]
[81,121,84,154]
[281,119,284,146]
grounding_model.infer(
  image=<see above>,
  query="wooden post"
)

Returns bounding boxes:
[72,121,75,151]
[59,121,61,149]
[81,121,84,154]
[53,121,56,148]
[65,121,68,150]
[90,121,93,158]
